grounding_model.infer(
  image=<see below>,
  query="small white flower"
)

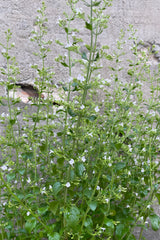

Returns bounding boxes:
[93,170,95,174]
[95,106,99,113]
[56,16,62,24]
[126,204,130,208]
[27,211,30,216]
[105,198,109,203]
[1,165,7,171]
[66,182,71,188]
[41,187,46,194]
[68,76,73,82]
[101,227,106,231]
[80,105,85,110]
[77,74,85,83]
[82,156,86,162]
[65,42,72,48]
[49,185,52,190]
[147,205,151,209]
[1,49,6,53]
[141,168,144,173]
[3,202,7,206]
[108,163,112,167]
[27,177,31,183]
[69,159,74,166]
[105,78,111,83]
[75,8,83,14]
[128,171,131,175]
[96,186,100,190]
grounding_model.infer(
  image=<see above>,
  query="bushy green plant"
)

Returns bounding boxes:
[0,1,160,239]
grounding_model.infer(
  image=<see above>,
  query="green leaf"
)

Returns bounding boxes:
[115,223,128,238]
[64,206,80,228]
[128,69,134,76]
[7,173,15,182]
[82,52,88,60]
[25,220,36,233]
[92,1,101,6]
[156,193,160,205]
[85,22,92,31]
[47,232,60,240]
[60,62,69,67]
[75,163,85,176]
[52,182,62,196]
[149,214,160,231]
[38,206,48,215]
[88,201,97,211]
[84,217,93,228]
[115,162,126,171]
[49,201,59,215]
[104,218,114,235]
[68,108,77,117]
[64,27,68,34]
[18,169,25,175]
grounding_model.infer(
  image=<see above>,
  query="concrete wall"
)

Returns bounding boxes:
[0,1,160,239]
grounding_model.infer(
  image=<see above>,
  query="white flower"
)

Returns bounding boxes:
[105,198,109,203]
[56,16,62,24]
[27,177,31,184]
[65,42,72,48]
[77,74,85,83]
[66,182,71,188]
[126,204,130,208]
[82,156,86,162]
[128,171,131,175]
[105,78,111,83]
[69,159,74,166]
[41,187,46,194]
[141,168,144,173]
[80,105,85,110]
[1,165,7,171]
[101,227,106,231]
[108,163,112,167]
[49,185,52,190]
[27,211,30,216]
[95,106,99,113]
[75,8,83,14]
[68,76,73,82]
[96,186,100,190]
[147,205,151,209]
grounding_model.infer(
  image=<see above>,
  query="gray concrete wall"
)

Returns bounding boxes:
[0,1,160,239]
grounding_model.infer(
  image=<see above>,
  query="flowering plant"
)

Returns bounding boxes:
[0,1,160,240]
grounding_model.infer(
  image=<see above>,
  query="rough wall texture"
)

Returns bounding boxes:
[0,1,160,239]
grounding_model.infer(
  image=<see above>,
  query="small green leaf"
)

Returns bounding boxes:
[88,201,97,211]
[64,206,80,228]
[115,162,126,170]
[85,22,92,31]
[18,169,25,175]
[82,52,88,60]
[92,1,101,6]
[156,193,160,205]
[25,220,36,233]
[7,173,15,182]
[52,182,62,196]
[128,69,134,76]
[60,62,69,67]
[38,206,48,215]
[75,163,85,176]
[115,223,128,238]
[49,201,59,215]
[149,214,160,231]
[47,232,60,240]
